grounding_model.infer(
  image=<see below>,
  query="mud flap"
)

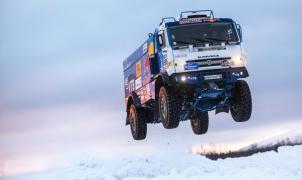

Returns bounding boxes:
[215,106,229,114]
[126,112,130,125]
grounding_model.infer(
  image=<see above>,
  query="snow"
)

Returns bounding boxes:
[3,145,302,180]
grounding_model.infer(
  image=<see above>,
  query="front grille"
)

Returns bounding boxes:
[187,57,231,67]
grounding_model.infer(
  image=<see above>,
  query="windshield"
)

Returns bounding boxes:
[168,22,239,47]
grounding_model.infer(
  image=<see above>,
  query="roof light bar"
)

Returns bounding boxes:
[179,10,215,20]
[160,17,177,25]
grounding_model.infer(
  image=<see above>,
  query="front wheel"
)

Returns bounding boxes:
[128,104,147,140]
[230,80,252,122]
[158,86,180,129]
[190,111,209,135]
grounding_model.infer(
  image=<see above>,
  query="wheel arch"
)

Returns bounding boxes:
[154,72,170,100]
[126,92,141,125]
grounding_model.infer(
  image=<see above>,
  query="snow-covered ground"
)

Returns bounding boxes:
[3,145,302,180]
[1,110,302,180]
[1,105,301,180]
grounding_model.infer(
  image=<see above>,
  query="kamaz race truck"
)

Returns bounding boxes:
[123,10,252,140]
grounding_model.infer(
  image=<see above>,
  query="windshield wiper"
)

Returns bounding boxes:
[173,40,202,48]
[202,37,228,43]
[173,40,195,45]
[191,37,214,43]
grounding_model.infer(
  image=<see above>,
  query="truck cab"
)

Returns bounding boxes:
[123,10,252,140]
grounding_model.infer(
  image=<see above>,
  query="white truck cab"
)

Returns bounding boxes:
[157,10,247,76]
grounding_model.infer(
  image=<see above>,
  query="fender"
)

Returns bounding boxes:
[154,72,171,86]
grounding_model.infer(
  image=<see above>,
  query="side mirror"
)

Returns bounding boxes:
[236,24,243,42]
[158,30,165,46]
[158,35,164,46]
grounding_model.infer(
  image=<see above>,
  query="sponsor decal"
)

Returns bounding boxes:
[139,84,151,104]
[184,62,199,70]
[129,79,135,92]
[148,42,155,57]
[136,61,142,78]
[180,18,203,24]
[150,81,156,99]
[143,43,148,54]
[143,73,151,85]
[159,53,168,72]
[161,59,168,71]
[179,18,219,24]
[198,55,219,59]
[144,55,149,68]
[167,61,173,67]
[164,54,168,60]
[204,74,222,80]
[135,77,142,90]
[174,54,188,58]
[163,54,168,68]
[124,77,129,91]
[143,55,151,85]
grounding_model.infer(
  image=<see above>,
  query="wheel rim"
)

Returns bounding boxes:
[160,95,167,120]
[129,107,136,134]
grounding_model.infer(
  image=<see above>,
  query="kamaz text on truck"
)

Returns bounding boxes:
[123,10,252,140]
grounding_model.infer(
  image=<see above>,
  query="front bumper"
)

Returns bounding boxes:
[171,67,249,85]
[170,67,249,111]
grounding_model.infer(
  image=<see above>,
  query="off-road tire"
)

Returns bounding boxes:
[190,111,209,135]
[230,80,252,122]
[128,104,147,140]
[158,86,180,129]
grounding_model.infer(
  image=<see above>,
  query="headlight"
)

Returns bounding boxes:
[230,55,247,67]
[181,76,187,81]
[178,61,186,67]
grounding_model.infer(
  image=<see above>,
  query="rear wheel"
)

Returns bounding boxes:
[190,111,209,135]
[158,86,180,129]
[128,104,147,140]
[230,80,252,122]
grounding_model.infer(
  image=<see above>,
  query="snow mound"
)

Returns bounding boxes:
[4,145,302,180]
[193,136,302,160]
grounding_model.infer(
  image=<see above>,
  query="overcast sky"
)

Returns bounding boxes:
[1,0,302,176]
